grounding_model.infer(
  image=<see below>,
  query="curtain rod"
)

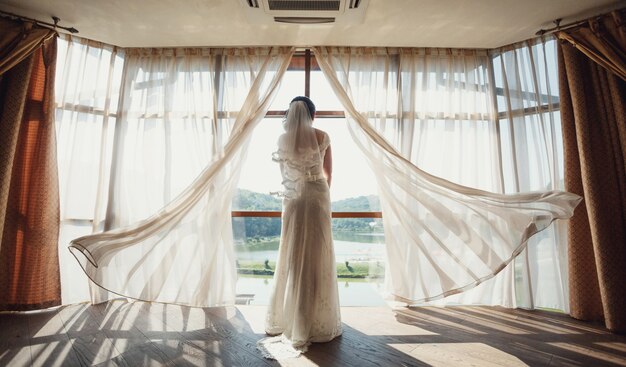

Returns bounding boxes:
[534,6,624,37]
[0,9,78,33]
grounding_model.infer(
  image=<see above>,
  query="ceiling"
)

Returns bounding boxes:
[0,0,624,48]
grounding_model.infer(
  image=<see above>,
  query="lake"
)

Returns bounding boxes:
[235,233,388,306]
[236,232,387,263]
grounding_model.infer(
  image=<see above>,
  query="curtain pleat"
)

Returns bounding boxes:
[558,31,626,333]
[0,32,60,310]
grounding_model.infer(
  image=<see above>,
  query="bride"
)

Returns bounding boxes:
[257,96,342,359]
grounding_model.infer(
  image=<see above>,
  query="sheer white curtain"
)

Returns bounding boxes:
[57,38,293,306]
[314,44,580,308]
[55,35,124,304]
[490,38,570,310]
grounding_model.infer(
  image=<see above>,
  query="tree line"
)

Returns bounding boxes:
[232,189,382,239]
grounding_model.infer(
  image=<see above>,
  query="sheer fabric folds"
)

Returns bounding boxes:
[55,35,124,304]
[68,46,293,307]
[490,38,573,310]
[314,46,582,304]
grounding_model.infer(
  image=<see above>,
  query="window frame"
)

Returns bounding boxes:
[233,49,382,220]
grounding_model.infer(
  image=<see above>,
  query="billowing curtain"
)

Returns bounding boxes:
[0,18,60,310]
[63,44,293,307]
[314,46,581,306]
[558,9,626,333]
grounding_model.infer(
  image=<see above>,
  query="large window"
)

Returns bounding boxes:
[233,52,387,306]
[54,39,566,308]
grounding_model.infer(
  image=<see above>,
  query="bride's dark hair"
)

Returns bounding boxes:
[290,96,316,119]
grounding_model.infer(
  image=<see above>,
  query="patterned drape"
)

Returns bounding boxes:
[558,9,626,333]
[0,18,60,310]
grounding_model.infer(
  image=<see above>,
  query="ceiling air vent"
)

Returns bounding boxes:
[269,1,340,11]
[239,0,369,25]
[274,17,335,24]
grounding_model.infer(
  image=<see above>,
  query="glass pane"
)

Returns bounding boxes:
[269,70,305,112]
[314,118,380,208]
[56,113,115,220]
[492,38,559,113]
[234,119,285,207]
[235,118,381,211]
[55,38,124,111]
[498,112,564,194]
[310,69,344,111]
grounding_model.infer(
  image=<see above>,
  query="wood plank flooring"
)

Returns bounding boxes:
[1,301,625,366]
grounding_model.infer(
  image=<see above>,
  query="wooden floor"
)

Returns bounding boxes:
[1,301,625,366]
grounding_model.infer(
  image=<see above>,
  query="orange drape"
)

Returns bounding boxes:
[558,9,626,333]
[0,17,60,310]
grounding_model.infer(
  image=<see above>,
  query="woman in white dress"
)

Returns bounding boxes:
[257,96,342,359]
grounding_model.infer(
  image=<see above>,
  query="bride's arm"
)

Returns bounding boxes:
[323,144,332,188]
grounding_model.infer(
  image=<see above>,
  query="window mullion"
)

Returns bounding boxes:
[305,49,311,97]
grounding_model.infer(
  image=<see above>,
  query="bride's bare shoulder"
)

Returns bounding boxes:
[313,128,327,141]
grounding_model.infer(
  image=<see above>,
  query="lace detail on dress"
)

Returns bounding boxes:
[271,131,330,199]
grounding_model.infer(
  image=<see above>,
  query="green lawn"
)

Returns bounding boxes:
[236,260,384,279]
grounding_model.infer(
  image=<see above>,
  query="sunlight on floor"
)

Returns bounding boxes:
[549,342,626,365]
[31,340,75,367]
[395,308,489,335]
[468,307,579,334]
[595,341,626,354]
[391,342,529,367]
[4,301,626,366]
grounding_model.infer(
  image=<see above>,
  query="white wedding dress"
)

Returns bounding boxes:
[257,103,342,359]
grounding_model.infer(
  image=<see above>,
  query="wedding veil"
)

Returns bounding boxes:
[272,98,324,198]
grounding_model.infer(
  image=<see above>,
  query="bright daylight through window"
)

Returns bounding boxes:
[53,38,568,310]
[232,54,387,306]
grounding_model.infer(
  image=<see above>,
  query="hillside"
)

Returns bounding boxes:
[232,189,383,240]
[331,195,380,211]
[331,195,382,233]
